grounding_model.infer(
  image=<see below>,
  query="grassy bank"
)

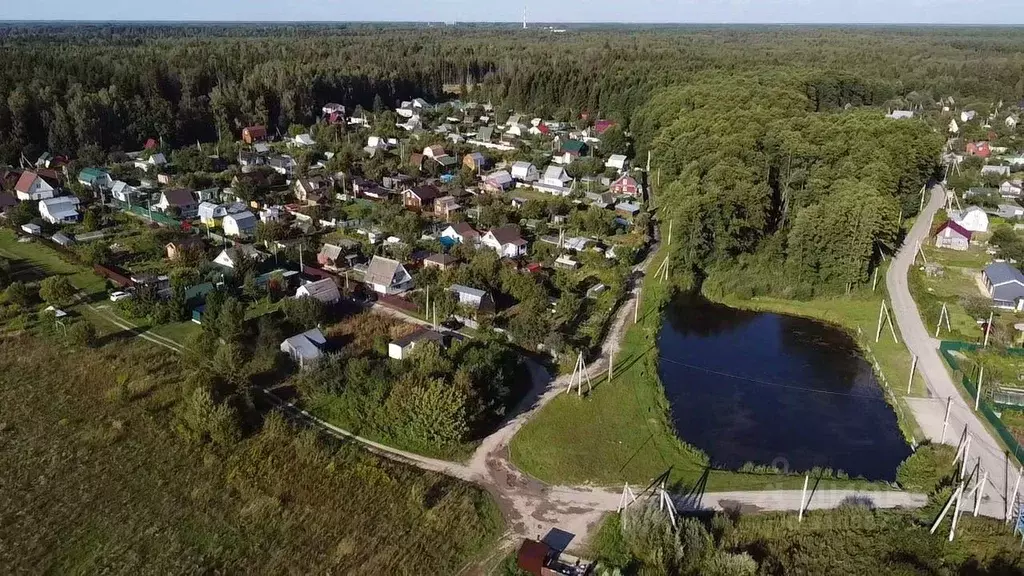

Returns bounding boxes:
[0,331,503,574]
[510,245,893,491]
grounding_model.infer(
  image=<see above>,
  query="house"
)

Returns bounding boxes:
[280,328,327,368]
[434,195,462,219]
[450,284,494,329]
[323,103,346,116]
[593,119,617,135]
[951,206,989,233]
[260,206,283,223]
[153,189,197,218]
[318,240,359,269]
[983,262,1024,310]
[555,254,580,269]
[886,110,915,120]
[364,256,413,295]
[967,142,992,158]
[293,133,316,147]
[403,185,441,212]
[605,154,629,171]
[560,139,588,158]
[511,161,540,183]
[294,176,329,204]
[433,154,458,171]
[1001,180,1023,198]
[110,181,139,204]
[166,237,205,261]
[14,171,57,201]
[388,327,445,360]
[267,155,297,176]
[934,220,972,251]
[482,170,515,193]
[197,201,228,226]
[78,167,112,189]
[464,152,488,172]
[213,245,266,269]
[50,232,74,247]
[441,222,481,245]
[242,125,268,144]
[529,122,551,136]
[541,166,572,188]
[610,174,640,196]
[482,225,528,258]
[982,165,1011,178]
[476,126,495,143]
[134,153,167,172]
[1008,116,1019,130]
[615,202,641,218]
[949,119,959,134]
[961,110,977,123]
[294,278,341,305]
[424,253,457,271]
[996,204,1024,219]
[38,196,81,224]
[222,211,258,238]
[423,145,446,159]
[21,223,41,235]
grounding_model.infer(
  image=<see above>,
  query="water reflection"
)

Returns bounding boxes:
[657,295,911,481]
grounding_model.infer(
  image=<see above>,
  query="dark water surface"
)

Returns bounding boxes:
[656,295,911,481]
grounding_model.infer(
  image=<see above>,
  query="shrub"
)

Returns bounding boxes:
[39,276,77,307]
[66,321,97,348]
[896,443,956,494]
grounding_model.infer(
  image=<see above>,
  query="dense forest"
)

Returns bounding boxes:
[3,24,1024,294]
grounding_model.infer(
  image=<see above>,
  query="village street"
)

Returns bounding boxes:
[889,184,1016,521]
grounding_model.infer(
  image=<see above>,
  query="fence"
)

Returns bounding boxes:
[113,200,182,227]
[939,340,1024,466]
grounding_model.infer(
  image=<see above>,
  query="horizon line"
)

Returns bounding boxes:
[1,20,1023,27]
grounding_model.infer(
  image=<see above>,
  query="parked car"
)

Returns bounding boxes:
[109,291,132,302]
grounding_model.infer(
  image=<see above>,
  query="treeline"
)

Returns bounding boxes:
[642,70,943,297]
[2,25,1024,164]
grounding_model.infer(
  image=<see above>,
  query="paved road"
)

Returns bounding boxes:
[888,184,1018,520]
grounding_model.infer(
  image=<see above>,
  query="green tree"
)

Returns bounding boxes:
[39,276,77,307]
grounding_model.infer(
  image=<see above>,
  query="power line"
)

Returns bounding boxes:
[657,355,889,401]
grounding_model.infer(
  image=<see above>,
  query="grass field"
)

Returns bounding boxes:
[0,230,107,298]
[510,244,897,491]
[0,332,502,575]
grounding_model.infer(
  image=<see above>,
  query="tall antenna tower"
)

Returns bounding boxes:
[523,5,527,29]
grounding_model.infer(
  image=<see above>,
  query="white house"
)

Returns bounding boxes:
[134,153,167,172]
[961,110,977,123]
[213,245,266,269]
[198,201,228,226]
[155,189,199,218]
[481,225,528,258]
[222,211,258,237]
[605,154,629,171]
[440,222,481,244]
[14,171,56,201]
[110,180,139,204]
[280,328,327,368]
[934,220,972,251]
[1000,180,1023,198]
[388,327,445,360]
[886,110,915,120]
[39,196,81,224]
[450,284,494,329]
[952,206,990,233]
[294,278,341,304]
[949,119,959,134]
[1007,116,1019,130]
[511,161,540,183]
[981,165,1011,177]
[541,165,573,188]
[293,133,316,147]
[363,256,413,295]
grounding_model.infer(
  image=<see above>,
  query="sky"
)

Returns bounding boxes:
[5,0,1024,25]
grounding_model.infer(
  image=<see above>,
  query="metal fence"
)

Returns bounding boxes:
[939,340,1024,466]
[113,200,182,227]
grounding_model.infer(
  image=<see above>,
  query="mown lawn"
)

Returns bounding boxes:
[0,229,107,297]
[0,333,502,575]
[510,245,896,491]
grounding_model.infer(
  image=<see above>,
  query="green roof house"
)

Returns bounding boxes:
[77,167,112,189]
[560,139,588,157]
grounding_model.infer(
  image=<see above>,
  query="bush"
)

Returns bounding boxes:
[66,321,97,348]
[3,281,34,308]
[896,443,956,494]
[39,276,77,307]
[175,387,241,447]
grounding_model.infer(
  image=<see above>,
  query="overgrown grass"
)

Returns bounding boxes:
[510,245,892,491]
[0,229,107,297]
[0,332,503,574]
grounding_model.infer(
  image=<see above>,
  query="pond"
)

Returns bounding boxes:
[657,294,911,481]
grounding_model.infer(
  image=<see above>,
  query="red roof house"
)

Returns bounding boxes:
[966,141,991,158]
[610,174,640,196]
[242,125,268,144]
[144,138,159,150]
[594,119,617,135]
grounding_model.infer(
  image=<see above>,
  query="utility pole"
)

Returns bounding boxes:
[635,288,641,324]
[976,366,984,411]
[941,396,952,443]
[984,311,994,347]
[907,354,918,394]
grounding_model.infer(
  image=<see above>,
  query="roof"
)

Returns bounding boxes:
[451,284,486,299]
[319,242,357,260]
[543,166,569,181]
[511,161,535,173]
[466,152,485,163]
[447,222,480,238]
[594,119,617,134]
[487,224,523,245]
[14,171,39,193]
[161,189,196,207]
[226,211,257,227]
[607,154,628,164]
[243,125,267,137]
[516,540,550,574]
[986,262,1024,302]
[297,278,341,302]
[936,220,972,239]
[391,327,445,348]
[282,328,327,361]
[485,170,514,186]
[477,127,494,141]
[408,185,441,201]
[425,253,456,266]
[561,140,586,153]
[78,167,107,181]
[612,174,638,188]
[0,193,15,210]
[364,255,406,287]
[616,202,641,213]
